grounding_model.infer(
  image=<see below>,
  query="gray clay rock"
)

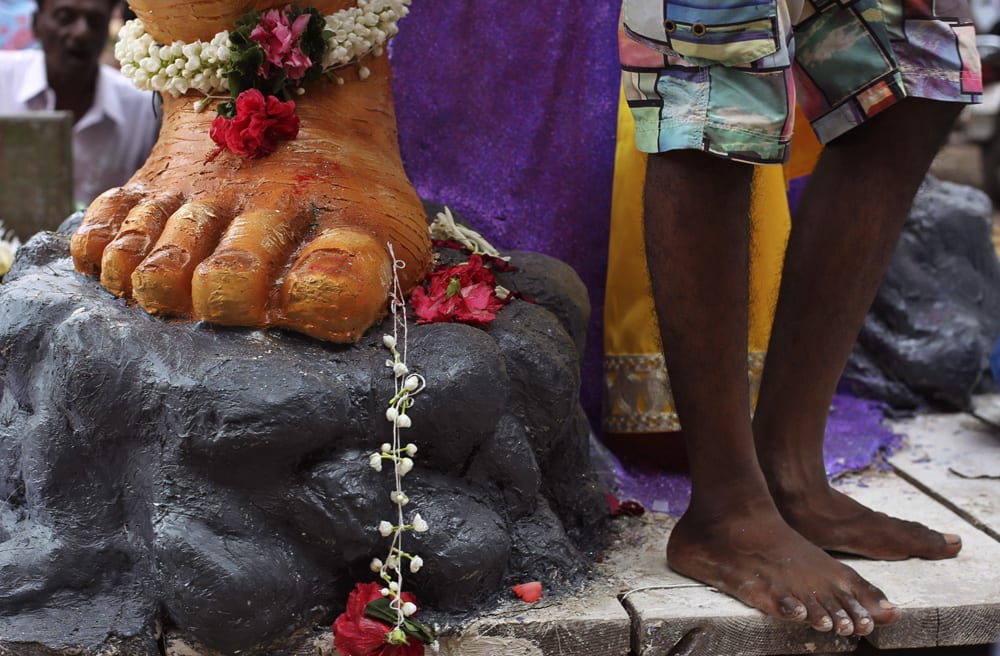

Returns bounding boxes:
[843,176,1000,411]
[0,208,603,655]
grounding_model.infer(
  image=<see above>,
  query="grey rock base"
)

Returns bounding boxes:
[0,206,604,655]
[844,176,1000,411]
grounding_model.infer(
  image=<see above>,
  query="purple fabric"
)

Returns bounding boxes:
[387,7,903,496]
[389,3,621,426]
[610,394,903,517]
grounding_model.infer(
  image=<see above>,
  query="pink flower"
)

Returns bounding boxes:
[209,89,300,159]
[250,6,313,81]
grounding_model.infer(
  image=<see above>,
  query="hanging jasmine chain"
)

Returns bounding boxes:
[115,0,410,98]
[364,242,435,649]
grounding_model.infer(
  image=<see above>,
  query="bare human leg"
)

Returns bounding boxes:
[644,150,895,636]
[753,98,965,561]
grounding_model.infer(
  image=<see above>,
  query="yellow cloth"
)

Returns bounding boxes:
[603,89,792,433]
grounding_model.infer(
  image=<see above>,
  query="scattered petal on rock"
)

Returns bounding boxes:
[512,582,543,603]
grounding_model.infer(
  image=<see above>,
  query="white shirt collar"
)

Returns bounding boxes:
[14,50,51,108]
[13,53,126,129]
[78,65,127,130]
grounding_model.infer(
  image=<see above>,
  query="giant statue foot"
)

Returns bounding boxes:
[70,0,430,343]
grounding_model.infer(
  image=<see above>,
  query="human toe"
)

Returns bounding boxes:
[777,595,809,622]
[854,580,899,626]
[812,593,853,635]
[800,596,833,632]
[832,608,854,636]
[842,597,874,636]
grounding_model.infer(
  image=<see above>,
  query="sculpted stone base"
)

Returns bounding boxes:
[0,206,603,655]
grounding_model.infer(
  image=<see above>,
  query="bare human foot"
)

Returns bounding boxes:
[666,495,900,636]
[767,481,962,561]
[70,0,431,343]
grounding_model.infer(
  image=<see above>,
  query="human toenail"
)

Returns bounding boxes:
[879,599,896,609]
[859,617,872,626]
[818,616,833,630]
[945,534,961,545]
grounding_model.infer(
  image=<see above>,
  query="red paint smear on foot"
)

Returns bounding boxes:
[293,171,324,195]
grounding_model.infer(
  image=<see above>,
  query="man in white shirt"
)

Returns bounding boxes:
[0,0,159,207]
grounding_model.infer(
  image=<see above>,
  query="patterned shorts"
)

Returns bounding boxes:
[620,0,983,163]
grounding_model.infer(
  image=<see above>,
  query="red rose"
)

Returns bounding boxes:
[210,89,300,159]
[332,582,423,656]
[410,255,506,328]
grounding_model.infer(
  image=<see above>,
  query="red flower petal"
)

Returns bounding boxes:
[410,258,505,327]
[213,90,300,159]
[619,499,646,516]
[606,493,621,516]
[512,581,543,603]
[333,583,394,656]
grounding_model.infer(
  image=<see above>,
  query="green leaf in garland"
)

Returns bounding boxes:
[216,99,235,118]
[232,10,262,37]
[299,7,328,84]
[363,596,436,645]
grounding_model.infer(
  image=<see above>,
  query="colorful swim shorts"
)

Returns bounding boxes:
[620,0,983,163]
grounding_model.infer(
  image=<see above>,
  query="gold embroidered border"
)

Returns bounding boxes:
[603,352,766,434]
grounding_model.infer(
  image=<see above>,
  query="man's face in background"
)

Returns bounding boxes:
[33,0,113,86]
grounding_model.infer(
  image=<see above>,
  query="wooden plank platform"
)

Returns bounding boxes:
[608,468,1000,656]
[889,398,1000,540]
[612,511,859,656]
[435,591,631,656]
[839,472,1000,650]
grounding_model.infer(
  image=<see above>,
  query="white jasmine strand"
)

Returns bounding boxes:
[116,0,410,97]
[369,242,428,636]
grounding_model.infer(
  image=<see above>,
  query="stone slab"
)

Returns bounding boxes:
[0,112,73,241]
[164,580,631,656]
[435,588,631,656]
[889,400,1000,540]
[836,471,1000,649]
[971,394,1000,429]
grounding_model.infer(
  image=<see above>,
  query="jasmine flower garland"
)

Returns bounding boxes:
[117,1,409,159]
[332,242,435,655]
[115,0,410,99]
